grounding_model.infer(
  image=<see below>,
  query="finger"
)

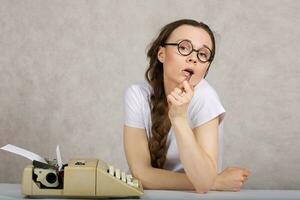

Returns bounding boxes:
[167,94,180,106]
[243,174,250,178]
[179,81,194,92]
[171,91,185,103]
[239,168,250,177]
[183,80,193,95]
[174,87,183,95]
[246,170,251,175]
[241,168,251,174]
[241,176,247,183]
[243,169,251,177]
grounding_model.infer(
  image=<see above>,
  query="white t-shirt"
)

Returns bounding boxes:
[123,79,226,173]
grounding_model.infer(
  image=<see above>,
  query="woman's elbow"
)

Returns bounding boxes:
[194,182,213,194]
[194,174,217,194]
[194,184,211,194]
[130,167,143,181]
[130,166,152,189]
[133,174,154,190]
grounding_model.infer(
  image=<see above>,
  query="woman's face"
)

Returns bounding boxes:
[157,25,213,88]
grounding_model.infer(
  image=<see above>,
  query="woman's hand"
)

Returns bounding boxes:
[211,167,251,191]
[167,80,194,121]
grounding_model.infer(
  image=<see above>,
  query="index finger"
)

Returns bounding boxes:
[182,80,193,94]
[242,169,251,176]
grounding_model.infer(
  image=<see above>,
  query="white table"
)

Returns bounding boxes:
[1,184,300,200]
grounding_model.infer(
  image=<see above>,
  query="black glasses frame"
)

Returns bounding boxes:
[162,39,213,63]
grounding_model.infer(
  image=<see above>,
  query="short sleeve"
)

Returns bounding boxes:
[123,85,145,129]
[189,82,226,129]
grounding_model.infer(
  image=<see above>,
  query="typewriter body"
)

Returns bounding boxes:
[21,158,143,198]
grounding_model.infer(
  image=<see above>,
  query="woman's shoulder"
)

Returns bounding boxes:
[193,79,220,98]
[188,79,226,128]
[189,78,224,111]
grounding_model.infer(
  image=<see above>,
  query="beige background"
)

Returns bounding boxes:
[0,0,300,189]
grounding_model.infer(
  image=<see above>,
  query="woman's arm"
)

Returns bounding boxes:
[170,116,219,193]
[167,81,219,193]
[124,125,250,191]
[126,164,249,192]
[134,166,195,190]
[123,125,194,190]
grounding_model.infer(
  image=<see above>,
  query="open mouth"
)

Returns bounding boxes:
[182,68,194,80]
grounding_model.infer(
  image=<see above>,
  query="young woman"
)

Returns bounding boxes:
[123,19,251,193]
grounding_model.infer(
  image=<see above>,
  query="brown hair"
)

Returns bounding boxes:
[145,19,216,168]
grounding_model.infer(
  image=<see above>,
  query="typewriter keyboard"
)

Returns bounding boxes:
[108,165,139,188]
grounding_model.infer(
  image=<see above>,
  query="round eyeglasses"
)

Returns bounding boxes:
[162,39,213,63]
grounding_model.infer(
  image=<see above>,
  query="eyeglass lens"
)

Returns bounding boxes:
[178,40,211,62]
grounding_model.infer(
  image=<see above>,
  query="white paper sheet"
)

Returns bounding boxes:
[0,144,47,164]
[56,145,63,171]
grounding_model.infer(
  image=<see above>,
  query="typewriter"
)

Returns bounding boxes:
[22,158,144,198]
[1,144,143,198]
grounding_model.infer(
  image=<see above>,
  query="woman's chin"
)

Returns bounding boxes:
[189,76,202,87]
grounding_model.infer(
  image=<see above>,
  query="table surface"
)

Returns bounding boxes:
[1,184,300,200]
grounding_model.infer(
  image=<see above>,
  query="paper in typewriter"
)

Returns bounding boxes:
[1,144,47,164]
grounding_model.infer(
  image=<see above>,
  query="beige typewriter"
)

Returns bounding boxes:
[22,158,144,198]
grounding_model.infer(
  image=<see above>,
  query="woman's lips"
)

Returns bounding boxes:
[182,70,193,81]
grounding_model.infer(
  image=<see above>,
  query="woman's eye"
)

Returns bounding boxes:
[199,53,208,58]
[179,46,187,50]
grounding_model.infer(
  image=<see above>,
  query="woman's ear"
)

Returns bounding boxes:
[157,46,165,63]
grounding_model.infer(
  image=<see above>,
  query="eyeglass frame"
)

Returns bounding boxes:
[161,39,214,63]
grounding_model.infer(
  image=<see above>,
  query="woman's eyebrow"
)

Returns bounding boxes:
[202,44,211,50]
[175,38,184,42]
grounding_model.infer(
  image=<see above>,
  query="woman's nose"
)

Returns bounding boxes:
[186,54,198,64]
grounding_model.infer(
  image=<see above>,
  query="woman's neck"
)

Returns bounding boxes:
[163,77,177,98]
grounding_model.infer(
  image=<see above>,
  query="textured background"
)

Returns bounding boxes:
[0,0,300,189]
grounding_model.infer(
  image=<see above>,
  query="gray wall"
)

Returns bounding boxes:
[0,0,300,189]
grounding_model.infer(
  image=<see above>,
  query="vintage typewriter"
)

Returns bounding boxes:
[22,158,143,198]
[1,144,143,198]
